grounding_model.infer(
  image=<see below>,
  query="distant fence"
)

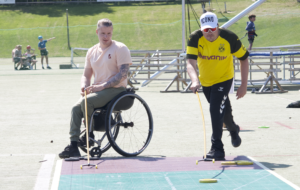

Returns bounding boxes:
[70,45,300,93]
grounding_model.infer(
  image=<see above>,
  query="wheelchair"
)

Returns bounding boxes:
[78,88,153,158]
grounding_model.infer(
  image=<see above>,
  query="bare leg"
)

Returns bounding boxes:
[41,56,44,69]
[19,60,24,69]
[31,61,37,67]
[248,43,253,50]
[16,62,21,70]
[45,56,51,69]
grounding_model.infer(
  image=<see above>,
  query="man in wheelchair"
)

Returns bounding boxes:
[59,18,132,159]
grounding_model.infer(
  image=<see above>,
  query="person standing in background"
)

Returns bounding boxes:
[245,14,257,50]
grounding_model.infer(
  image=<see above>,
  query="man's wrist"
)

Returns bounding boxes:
[241,82,248,87]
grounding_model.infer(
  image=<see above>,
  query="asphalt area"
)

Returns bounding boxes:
[0,58,299,190]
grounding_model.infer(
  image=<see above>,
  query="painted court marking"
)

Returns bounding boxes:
[164,173,177,190]
[51,160,62,190]
[275,121,294,129]
[52,156,300,190]
[248,156,300,190]
[34,154,56,190]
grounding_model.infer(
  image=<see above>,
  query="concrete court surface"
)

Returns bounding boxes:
[0,57,299,190]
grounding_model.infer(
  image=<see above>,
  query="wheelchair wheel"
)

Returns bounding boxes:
[78,123,119,154]
[106,93,153,157]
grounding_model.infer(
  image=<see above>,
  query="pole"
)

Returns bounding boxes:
[221,0,266,29]
[182,0,185,52]
[66,9,71,50]
[196,92,206,159]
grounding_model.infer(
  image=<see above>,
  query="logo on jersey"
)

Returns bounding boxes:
[199,45,204,49]
[242,45,246,51]
[220,95,228,114]
[198,53,227,60]
[219,44,225,52]
[218,87,224,91]
[108,54,111,59]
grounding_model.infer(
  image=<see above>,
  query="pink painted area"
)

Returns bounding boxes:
[275,122,294,129]
[252,154,300,157]
[61,156,263,175]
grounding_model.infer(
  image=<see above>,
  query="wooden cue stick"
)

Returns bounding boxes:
[84,90,90,164]
[196,92,206,159]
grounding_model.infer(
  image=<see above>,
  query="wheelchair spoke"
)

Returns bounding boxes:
[106,93,153,157]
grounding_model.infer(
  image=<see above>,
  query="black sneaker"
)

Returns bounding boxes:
[206,149,225,160]
[78,132,95,147]
[230,125,242,147]
[15,67,18,70]
[47,66,51,69]
[59,145,81,159]
[42,66,44,69]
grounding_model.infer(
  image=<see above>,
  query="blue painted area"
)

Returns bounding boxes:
[58,170,295,190]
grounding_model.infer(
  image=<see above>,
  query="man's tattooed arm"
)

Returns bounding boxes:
[104,64,129,88]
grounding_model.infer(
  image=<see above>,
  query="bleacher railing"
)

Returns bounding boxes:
[70,45,300,93]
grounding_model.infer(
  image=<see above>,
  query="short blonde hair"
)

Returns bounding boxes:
[97,18,113,28]
[17,45,22,48]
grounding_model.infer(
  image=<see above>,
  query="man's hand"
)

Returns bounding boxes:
[81,84,105,96]
[80,86,86,96]
[190,82,201,94]
[236,84,247,99]
[186,59,201,94]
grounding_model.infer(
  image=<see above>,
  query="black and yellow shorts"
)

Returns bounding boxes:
[40,49,48,56]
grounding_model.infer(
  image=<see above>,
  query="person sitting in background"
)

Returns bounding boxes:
[24,45,37,70]
[13,45,24,70]
[12,45,18,63]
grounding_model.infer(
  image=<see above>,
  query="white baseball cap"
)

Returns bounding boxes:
[200,12,218,31]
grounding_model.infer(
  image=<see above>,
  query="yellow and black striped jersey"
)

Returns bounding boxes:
[186,28,249,87]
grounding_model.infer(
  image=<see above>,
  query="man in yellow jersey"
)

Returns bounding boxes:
[186,12,249,160]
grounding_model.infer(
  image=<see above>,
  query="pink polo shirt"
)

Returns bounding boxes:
[85,40,132,88]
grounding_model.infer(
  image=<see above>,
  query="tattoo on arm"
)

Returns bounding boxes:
[104,64,129,88]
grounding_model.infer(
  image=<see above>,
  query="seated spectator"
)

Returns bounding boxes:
[12,45,18,62]
[24,45,37,70]
[13,45,24,70]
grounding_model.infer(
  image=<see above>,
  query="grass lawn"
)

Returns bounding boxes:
[0,0,299,58]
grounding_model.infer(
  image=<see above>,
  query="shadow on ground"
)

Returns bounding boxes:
[260,162,293,170]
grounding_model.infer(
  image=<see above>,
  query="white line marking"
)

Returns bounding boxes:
[164,174,176,190]
[34,154,56,190]
[51,160,62,190]
[248,156,300,190]
[233,173,272,190]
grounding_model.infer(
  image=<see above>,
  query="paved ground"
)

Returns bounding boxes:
[0,57,299,190]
